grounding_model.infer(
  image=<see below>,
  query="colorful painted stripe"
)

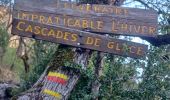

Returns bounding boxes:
[47,72,68,85]
[43,89,62,99]
[47,76,67,85]
[48,72,68,80]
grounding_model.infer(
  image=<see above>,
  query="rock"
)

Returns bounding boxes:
[17,95,30,100]
[0,83,18,99]
[17,92,41,100]
[0,67,20,84]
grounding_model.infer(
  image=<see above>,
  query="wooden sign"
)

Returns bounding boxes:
[14,0,157,23]
[55,1,157,23]
[12,19,148,59]
[14,0,158,37]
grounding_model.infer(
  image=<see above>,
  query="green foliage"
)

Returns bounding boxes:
[69,75,92,100]
[69,47,169,99]
[2,47,23,71]
[49,45,74,69]
[137,47,170,100]
[18,40,58,91]
[0,26,9,64]
[0,26,9,50]
[69,66,94,100]
[69,53,137,100]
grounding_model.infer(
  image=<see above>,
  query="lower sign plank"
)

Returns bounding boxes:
[12,19,148,59]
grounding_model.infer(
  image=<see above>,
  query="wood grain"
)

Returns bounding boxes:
[13,0,158,37]
[12,19,148,59]
[14,0,158,23]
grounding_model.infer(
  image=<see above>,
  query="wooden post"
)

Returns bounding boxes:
[91,52,105,100]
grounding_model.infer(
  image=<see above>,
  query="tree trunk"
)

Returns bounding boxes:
[13,46,91,100]
[91,52,105,100]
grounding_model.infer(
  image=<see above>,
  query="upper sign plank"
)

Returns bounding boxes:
[14,0,158,37]
[14,0,157,23]
[13,10,157,37]
[12,19,148,59]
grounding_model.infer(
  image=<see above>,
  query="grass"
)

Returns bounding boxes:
[1,47,24,84]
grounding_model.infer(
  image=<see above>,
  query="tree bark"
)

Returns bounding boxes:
[13,46,92,100]
[16,37,30,73]
[91,52,105,100]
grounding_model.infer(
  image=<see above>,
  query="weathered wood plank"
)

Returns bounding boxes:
[13,0,158,37]
[12,19,148,59]
[13,10,157,37]
[14,0,157,23]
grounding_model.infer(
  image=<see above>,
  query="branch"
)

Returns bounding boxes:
[134,0,153,10]
[134,0,165,14]
[141,34,170,46]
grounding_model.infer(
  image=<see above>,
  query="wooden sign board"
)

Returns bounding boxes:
[12,19,148,59]
[14,0,157,23]
[58,1,157,22]
[14,0,158,37]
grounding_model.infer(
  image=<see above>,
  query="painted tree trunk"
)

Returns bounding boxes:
[14,47,91,100]
[41,66,80,100]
